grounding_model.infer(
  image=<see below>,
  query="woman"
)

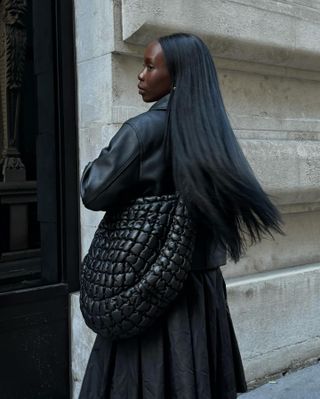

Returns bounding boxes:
[79,33,282,399]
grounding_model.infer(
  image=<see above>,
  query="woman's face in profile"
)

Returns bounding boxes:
[138,41,172,102]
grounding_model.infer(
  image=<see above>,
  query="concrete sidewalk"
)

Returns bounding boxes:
[239,362,320,399]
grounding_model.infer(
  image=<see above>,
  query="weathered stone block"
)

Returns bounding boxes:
[223,211,320,278]
[225,263,320,382]
[77,55,112,129]
[70,292,96,399]
[121,0,320,70]
[74,0,114,62]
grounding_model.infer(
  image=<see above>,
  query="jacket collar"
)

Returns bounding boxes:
[149,93,170,111]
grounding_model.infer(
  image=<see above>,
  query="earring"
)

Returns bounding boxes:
[172,85,176,91]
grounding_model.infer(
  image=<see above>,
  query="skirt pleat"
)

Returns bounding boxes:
[79,268,247,399]
[166,292,198,399]
[140,324,165,399]
[109,338,141,399]
[186,273,213,399]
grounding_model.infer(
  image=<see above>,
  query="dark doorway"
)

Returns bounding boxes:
[0,1,79,398]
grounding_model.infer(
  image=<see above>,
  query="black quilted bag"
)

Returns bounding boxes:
[80,193,196,340]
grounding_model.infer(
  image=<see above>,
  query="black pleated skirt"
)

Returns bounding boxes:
[79,268,247,399]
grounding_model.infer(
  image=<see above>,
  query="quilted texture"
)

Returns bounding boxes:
[80,194,196,340]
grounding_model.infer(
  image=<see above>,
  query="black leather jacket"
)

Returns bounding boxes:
[80,94,226,270]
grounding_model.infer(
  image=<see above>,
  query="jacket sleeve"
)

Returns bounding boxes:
[80,122,140,211]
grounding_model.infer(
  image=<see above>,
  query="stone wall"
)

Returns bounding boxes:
[71,0,320,396]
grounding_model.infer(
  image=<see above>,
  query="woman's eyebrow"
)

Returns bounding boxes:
[144,56,155,62]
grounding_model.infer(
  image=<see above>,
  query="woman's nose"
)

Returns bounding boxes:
[138,68,145,81]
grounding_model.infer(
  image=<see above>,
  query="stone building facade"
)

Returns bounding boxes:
[72,1,320,397]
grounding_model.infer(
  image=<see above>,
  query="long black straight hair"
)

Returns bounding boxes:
[158,33,283,262]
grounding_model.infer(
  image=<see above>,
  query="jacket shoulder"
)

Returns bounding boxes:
[126,109,167,153]
[125,94,169,134]
[126,109,166,132]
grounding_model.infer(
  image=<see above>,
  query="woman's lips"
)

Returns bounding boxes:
[138,85,146,94]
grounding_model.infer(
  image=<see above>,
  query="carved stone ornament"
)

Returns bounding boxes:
[0,0,27,182]
[4,0,28,90]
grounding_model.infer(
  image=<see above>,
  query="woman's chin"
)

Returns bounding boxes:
[140,94,153,103]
